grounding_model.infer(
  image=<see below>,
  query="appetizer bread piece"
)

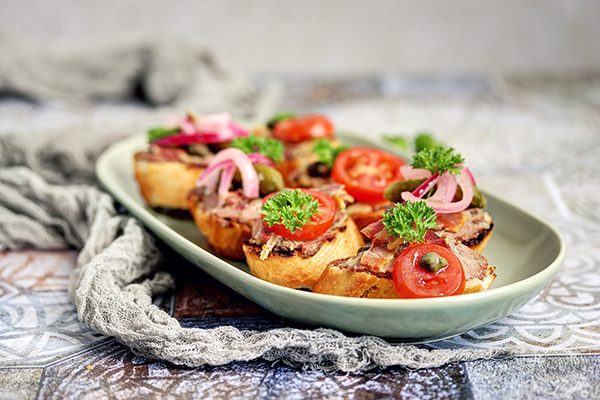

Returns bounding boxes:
[269,113,342,189]
[242,185,365,290]
[314,201,496,299]
[188,139,285,260]
[135,148,207,210]
[134,111,248,210]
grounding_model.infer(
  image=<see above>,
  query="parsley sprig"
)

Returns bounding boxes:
[382,201,439,243]
[147,127,180,142]
[411,147,464,176]
[230,135,284,163]
[261,189,320,234]
[312,139,349,168]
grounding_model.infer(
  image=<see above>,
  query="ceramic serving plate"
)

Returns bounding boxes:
[96,133,566,342]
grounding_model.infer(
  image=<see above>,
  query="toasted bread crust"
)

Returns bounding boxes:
[243,217,365,290]
[189,199,254,260]
[134,154,204,210]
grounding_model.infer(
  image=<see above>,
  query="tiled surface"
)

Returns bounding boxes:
[0,251,109,367]
[2,75,600,399]
[2,249,599,399]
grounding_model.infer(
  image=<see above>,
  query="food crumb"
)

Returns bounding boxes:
[86,365,94,370]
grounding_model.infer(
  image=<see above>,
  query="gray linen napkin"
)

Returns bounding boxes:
[0,38,518,372]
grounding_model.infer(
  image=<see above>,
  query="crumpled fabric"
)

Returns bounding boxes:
[0,38,520,371]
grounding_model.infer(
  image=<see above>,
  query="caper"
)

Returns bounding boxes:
[254,164,285,195]
[419,252,448,273]
[383,179,426,203]
[308,161,330,178]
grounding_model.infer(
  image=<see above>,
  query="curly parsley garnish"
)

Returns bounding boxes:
[382,201,439,243]
[147,127,180,142]
[312,139,349,168]
[230,135,284,163]
[411,146,464,176]
[261,189,320,234]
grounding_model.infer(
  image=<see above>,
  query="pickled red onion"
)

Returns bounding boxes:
[218,164,236,202]
[195,160,232,193]
[402,172,473,213]
[196,148,259,200]
[399,165,431,181]
[411,171,440,199]
[461,166,476,186]
[155,112,248,146]
[247,153,275,168]
[427,171,457,203]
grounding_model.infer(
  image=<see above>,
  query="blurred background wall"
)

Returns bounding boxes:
[2,0,599,78]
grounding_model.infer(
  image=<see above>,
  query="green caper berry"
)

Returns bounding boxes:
[419,252,448,273]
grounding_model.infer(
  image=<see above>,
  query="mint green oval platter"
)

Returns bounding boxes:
[96,133,566,342]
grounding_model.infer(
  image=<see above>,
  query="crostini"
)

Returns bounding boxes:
[188,137,285,259]
[242,185,365,290]
[134,111,248,210]
[313,201,496,299]
[269,113,346,189]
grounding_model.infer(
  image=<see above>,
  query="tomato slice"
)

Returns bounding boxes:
[330,147,405,204]
[392,244,465,298]
[261,189,336,241]
[272,114,334,142]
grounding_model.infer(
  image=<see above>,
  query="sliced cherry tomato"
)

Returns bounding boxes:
[392,243,465,298]
[272,114,334,142]
[331,147,405,204]
[261,189,335,241]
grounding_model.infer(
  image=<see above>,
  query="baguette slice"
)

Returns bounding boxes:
[134,152,205,210]
[188,189,262,260]
[313,212,496,299]
[243,216,364,290]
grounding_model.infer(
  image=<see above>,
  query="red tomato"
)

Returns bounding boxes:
[330,147,405,204]
[392,244,465,298]
[272,115,334,142]
[261,189,335,241]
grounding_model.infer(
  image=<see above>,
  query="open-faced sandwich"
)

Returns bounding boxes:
[269,113,346,189]
[187,135,285,260]
[314,147,495,299]
[242,184,365,290]
[134,111,248,210]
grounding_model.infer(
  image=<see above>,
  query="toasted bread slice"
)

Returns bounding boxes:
[134,153,205,210]
[243,216,365,290]
[313,212,496,299]
[188,190,262,260]
[314,236,496,298]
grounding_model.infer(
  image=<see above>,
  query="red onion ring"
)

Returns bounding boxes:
[247,153,275,168]
[402,172,473,213]
[411,171,440,199]
[155,113,248,146]
[207,148,259,199]
[427,171,457,203]
[399,165,432,181]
